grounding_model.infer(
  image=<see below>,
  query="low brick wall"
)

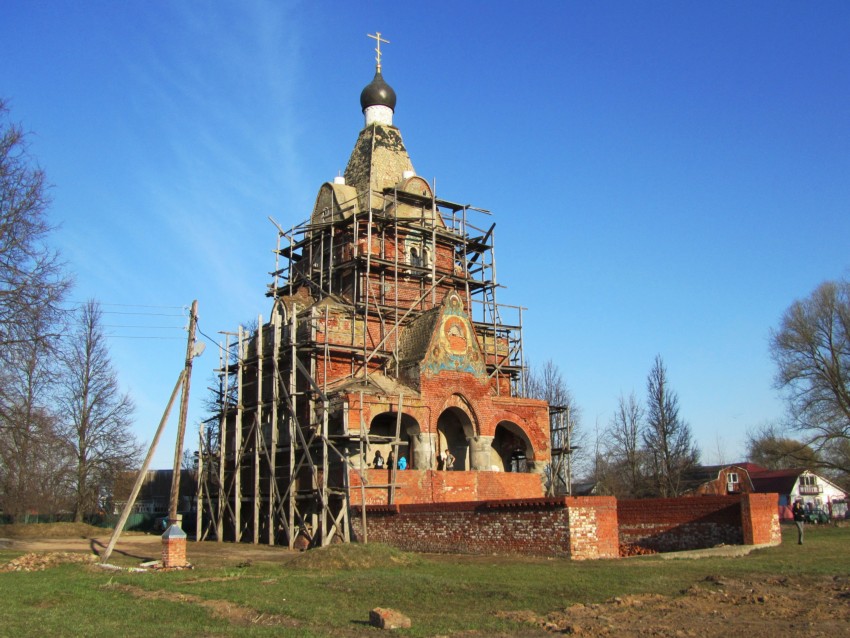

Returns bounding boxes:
[349,469,546,506]
[741,492,782,546]
[351,496,619,560]
[619,496,742,552]
[618,493,780,552]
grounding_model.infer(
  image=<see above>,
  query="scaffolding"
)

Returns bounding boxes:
[197,182,528,547]
[547,405,576,497]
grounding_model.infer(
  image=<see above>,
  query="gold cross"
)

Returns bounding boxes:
[367,31,390,71]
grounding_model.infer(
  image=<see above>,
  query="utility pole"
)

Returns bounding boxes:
[100,370,185,563]
[168,299,200,527]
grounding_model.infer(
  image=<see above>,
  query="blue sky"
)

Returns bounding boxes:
[3,1,849,470]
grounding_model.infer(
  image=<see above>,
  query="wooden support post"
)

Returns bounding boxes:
[234,325,244,542]
[268,307,281,545]
[254,314,263,544]
[287,306,297,549]
[196,419,203,540]
[216,335,229,542]
[359,391,368,543]
[168,299,199,526]
[389,393,403,505]
[101,370,185,563]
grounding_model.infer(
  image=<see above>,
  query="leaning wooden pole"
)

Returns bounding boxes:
[168,299,199,526]
[100,370,186,564]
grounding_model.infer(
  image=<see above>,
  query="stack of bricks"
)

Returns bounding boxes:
[161,523,188,568]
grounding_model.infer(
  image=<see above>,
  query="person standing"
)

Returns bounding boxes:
[444,449,455,471]
[792,500,806,545]
[373,450,385,469]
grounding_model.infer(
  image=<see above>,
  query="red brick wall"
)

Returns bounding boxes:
[618,495,759,552]
[347,492,779,560]
[349,469,546,505]
[740,492,781,545]
[351,496,619,560]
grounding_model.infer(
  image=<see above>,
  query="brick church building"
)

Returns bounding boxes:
[199,39,551,548]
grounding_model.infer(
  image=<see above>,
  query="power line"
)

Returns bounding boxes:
[104,335,185,341]
[67,301,186,310]
[196,320,225,349]
[101,311,185,317]
[103,324,184,329]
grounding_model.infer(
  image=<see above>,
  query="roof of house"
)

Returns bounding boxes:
[749,468,805,495]
[680,462,765,492]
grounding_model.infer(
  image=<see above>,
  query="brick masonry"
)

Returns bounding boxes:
[161,537,188,567]
[351,493,779,560]
[351,496,619,560]
[618,493,781,553]
[740,492,782,545]
[349,469,546,505]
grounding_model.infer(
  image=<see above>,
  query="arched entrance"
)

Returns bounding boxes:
[368,412,420,469]
[436,407,475,470]
[492,422,534,472]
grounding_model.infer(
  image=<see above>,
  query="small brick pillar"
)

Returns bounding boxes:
[740,492,782,546]
[161,522,188,567]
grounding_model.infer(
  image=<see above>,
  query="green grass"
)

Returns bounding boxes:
[0,524,847,637]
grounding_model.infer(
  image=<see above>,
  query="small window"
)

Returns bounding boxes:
[409,247,421,267]
[727,472,739,484]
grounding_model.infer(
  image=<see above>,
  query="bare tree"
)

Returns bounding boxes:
[642,355,699,497]
[0,98,70,351]
[603,391,648,497]
[0,306,74,520]
[0,99,73,520]
[526,359,585,492]
[59,300,141,522]
[771,279,850,476]
[746,422,821,470]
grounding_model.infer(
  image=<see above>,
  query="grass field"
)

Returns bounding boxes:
[1,523,847,637]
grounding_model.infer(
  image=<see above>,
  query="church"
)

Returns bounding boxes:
[198,35,552,548]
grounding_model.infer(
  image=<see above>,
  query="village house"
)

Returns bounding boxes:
[683,463,847,520]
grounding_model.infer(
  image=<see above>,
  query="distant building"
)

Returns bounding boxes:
[680,463,764,496]
[682,463,847,520]
[112,469,196,517]
[750,468,846,520]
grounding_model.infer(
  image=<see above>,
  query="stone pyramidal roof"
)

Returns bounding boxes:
[343,123,414,205]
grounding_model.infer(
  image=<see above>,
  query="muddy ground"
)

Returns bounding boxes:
[3,534,849,636]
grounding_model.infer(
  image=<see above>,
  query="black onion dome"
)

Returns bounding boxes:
[359,70,397,112]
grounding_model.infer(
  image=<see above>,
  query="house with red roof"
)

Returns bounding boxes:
[683,463,847,520]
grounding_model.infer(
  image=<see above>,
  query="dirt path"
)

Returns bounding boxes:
[499,573,850,637]
[4,534,299,566]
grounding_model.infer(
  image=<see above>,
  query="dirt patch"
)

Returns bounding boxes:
[497,574,850,637]
[5,534,299,565]
[0,522,126,539]
[108,583,299,628]
[0,551,97,572]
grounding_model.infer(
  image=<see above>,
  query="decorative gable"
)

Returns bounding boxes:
[421,292,487,379]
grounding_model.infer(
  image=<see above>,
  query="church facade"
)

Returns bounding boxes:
[198,46,551,548]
